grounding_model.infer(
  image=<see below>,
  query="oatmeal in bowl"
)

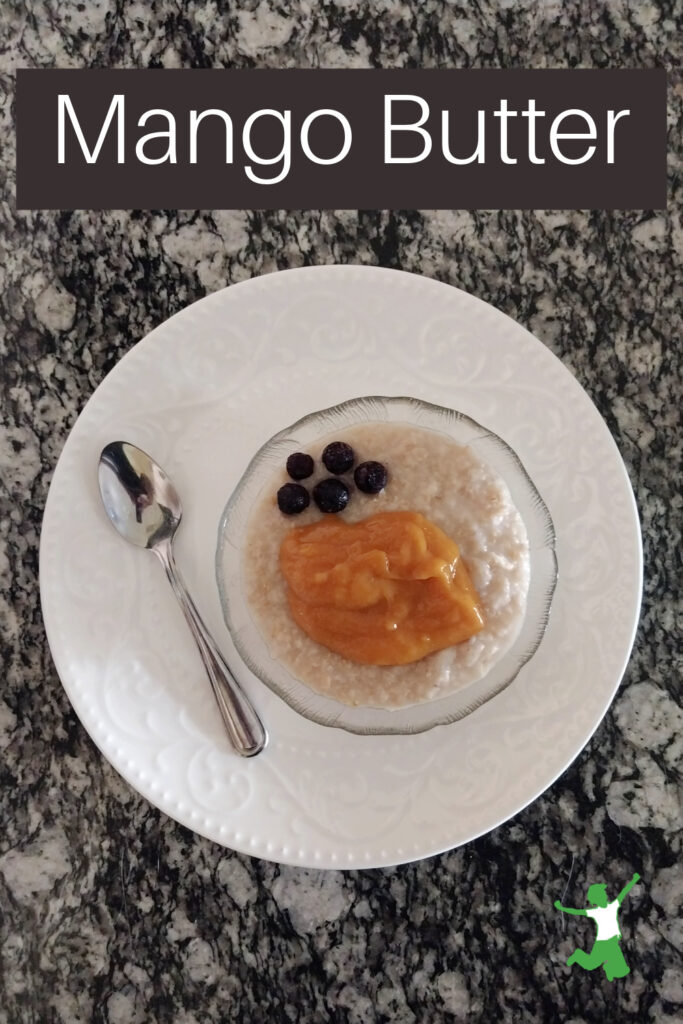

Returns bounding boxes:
[216,396,557,735]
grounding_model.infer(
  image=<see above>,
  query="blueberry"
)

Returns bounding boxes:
[322,441,355,475]
[286,452,314,480]
[312,478,350,514]
[277,483,310,515]
[354,461,388,494]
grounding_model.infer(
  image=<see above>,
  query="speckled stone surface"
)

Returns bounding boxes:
[0,3,681,1023]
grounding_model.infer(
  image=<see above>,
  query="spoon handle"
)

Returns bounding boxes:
[154,542,267,757]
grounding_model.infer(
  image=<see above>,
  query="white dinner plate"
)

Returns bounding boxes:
[40,266,642,869]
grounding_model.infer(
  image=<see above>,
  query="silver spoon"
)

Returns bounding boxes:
[98,441,267,758]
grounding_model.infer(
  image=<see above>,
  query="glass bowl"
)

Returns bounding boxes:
[215,396,557,735]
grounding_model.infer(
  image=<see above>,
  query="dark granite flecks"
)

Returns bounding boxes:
[1,3,681,1023]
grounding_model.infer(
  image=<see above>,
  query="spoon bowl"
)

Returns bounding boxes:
[99,442,182,549]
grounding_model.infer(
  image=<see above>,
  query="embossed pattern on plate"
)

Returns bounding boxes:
[39,266,642,868]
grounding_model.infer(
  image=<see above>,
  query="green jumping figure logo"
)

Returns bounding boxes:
[555,872,640,981]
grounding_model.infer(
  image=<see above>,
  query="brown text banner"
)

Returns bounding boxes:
[16,69,666,210]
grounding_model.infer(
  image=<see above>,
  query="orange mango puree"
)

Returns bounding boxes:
[279,510,484,666]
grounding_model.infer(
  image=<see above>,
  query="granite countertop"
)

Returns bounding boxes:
[1,3,681,1023]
